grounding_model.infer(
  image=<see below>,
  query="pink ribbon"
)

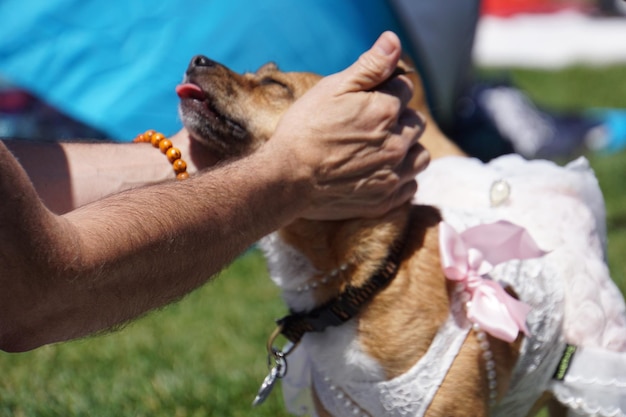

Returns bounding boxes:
[439,221,546,343]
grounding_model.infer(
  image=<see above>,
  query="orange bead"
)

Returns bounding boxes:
[172,159,187,174]
[159,139,173,153]
[151,132,165,147]
[134,130,190,180]
[166,147,182,163]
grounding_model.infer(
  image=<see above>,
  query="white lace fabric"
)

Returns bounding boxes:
[441,210,566,417]
[418,155,626,416]
[311,309,471,417]
[551,347,626,417]
[273,155,626,416]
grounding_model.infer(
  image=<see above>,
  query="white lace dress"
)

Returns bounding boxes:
[417,155,626,417]
[278,154,626,417]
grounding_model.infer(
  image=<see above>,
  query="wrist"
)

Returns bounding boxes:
[246,141,314,222]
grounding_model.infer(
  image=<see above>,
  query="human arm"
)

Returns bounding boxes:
[0,31,428,351]
[2,129,217,214]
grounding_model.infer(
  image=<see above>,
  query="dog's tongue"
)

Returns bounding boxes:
[176,83,205,100]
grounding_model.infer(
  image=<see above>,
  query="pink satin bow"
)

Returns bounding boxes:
[439,221,546,343]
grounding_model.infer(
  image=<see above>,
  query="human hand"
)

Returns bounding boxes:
[269,31,429,220]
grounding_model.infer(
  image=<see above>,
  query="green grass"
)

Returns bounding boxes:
[0,252,289,417]
[1,66,626,416]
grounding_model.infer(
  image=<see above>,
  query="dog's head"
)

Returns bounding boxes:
[177,55,321,158]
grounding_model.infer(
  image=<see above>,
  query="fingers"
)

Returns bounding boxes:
[403,142,430,179]
[381,109,427,167]
[337,31,403,94]
[377,75,414,114]
[366,142,429,217]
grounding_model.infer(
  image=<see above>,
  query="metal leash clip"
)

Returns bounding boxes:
[252,325,298,407]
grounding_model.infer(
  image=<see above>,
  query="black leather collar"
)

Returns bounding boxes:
[276,212,413,344]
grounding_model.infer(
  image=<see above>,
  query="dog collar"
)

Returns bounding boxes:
[253,208,414,407]
[274,210,413,345]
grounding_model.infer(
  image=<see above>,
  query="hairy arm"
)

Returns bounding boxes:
[3,129,216,214]
[0,139,309,351]
[0,31,428,352]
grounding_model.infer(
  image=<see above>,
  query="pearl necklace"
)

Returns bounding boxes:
[322,376,372,417]
[288,263,350,293]
[458,285,499,406]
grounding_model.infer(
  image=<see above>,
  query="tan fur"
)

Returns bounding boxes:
[179,56,548,416]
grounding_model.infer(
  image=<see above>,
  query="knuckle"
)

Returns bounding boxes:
[357,52,388,82]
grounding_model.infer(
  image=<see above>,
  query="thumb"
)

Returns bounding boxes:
[337,31,402,93]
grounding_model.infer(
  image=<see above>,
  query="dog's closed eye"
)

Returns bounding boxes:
[259,77,293,97]
[260,77,288,88]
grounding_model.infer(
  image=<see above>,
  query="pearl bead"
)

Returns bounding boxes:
[290,262,353,293]
[490,179,511,207]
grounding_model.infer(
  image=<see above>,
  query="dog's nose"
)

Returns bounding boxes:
[193,55,215,67]
[187,55,217,75]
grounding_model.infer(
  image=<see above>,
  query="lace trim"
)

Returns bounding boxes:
[442,209,567,417]
[312,309,470,417]
[552,386,626,417]
[550,347,626,417]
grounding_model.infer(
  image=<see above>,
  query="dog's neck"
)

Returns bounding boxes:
[260,203,450,383]
[269,203,413,311]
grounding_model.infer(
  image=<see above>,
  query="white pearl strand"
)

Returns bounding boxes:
[323,376,372,417]
[298,179,508,412]
[291,263,349,293]
[459,288,499,406]
[475,324,499,406]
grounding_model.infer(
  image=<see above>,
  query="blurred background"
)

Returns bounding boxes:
[0,0,625,416]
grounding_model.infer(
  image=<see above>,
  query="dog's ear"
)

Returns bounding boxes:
[256,62,280,75]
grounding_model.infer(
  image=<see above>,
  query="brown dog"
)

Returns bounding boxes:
[176,55,625,417]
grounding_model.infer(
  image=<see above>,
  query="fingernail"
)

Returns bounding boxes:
[375,32,396,56]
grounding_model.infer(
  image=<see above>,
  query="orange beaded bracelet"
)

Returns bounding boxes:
[133,130,189,180]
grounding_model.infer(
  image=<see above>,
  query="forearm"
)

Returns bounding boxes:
[0,141,306,351]
[3,129,216,214]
